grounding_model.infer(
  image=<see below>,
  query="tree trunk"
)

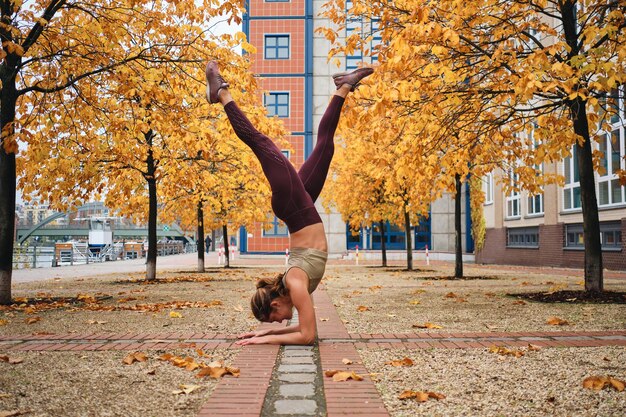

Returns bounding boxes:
[404,209,413,271]
[222,224,230,268]
[560,1,603,292]
[145,132,157,281]
[570,99,603,292]
[197,200,205,273]
[379,220,387,268]
[454,173,464,278]
[0,53,19,305]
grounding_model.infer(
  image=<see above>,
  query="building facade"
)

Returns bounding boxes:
[476,86,626,270]
[239,0,471,255]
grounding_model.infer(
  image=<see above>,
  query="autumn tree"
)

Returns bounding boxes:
[320,0,625,291]
[0,0,250,302]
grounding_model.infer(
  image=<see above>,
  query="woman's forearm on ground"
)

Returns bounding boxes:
[268,324,300,335]
[264,331,314,345]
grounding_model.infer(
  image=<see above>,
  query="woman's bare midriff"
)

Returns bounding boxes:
[289,222,327,252]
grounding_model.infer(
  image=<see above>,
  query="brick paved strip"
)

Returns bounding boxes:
[197,344,279,417]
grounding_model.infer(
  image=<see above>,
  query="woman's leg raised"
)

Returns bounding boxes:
[297,67,374,202]
[206,62,321,233]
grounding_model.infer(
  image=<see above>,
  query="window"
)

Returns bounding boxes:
[483,173,493,205]
[263,216,288,237]
[264,35,289,59]
[598,129,625,206]
[563,146,581,210]
[264,92,289,117]
[527,127,544,215]
[507,227,539,248]
[505,170,520,218]
[565,222,623,250]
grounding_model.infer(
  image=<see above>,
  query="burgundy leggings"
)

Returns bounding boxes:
[224,95,344,233]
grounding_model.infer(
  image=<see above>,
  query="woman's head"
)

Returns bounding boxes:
[251,274,293,323]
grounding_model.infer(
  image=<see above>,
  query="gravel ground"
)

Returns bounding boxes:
[0,268,284,336]
[0,348,237,417]
[324,265,626,333]
[359,346,626,417]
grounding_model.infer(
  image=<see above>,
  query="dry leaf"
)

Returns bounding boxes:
[329,370,363,382]
[197,365,239,379]
[25,317,41,325]
[398,390,444,402]
[342,358,353,365]
[0,355,23,365]
[512,300,526,305]
[0,410,28,417]
[527,344,541,352]
[445,292,458,298]
[489,346,524,358]
[412,289,427,295]
[386,357,414,367]
[412,322,443,329]
[158,353,174,361]
[320,317,329,322]
[0,319,7,326]
[172,384,203,395]
[409,300,421,305]
[369,285,382,291]
[123,352,147,365]
[546,316,570,326]
[146,369,156,375]
[87,320,107,325]
[169,311,183,318]
[356,306,369,312]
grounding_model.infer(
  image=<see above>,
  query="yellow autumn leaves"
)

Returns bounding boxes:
[122,350,240,380]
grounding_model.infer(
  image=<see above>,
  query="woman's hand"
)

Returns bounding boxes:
[237,329,271,339]
[234,336,269,346]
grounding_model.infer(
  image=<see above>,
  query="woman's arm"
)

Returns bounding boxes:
[237,324,301,339]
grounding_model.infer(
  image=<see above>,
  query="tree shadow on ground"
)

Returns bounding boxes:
[508,290,626,304]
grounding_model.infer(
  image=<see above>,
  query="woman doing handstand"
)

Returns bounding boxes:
[205,61,373,345]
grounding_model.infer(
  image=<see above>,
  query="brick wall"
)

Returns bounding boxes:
[476,218,626,271]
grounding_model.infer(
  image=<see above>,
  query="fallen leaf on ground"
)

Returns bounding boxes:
[445,292,458,298]
[412,289,427,295]
[489,346,524,358]
[527,344,541,351]
[512,300,526,305]
[485,292,496,297]
[0,355,23,364]
[197,365,240,379]
[87,320,107,325]
[546,317,570,326]
[123,352,148,365]
[369,285,382,291]
[583,376,625,392]
[0,319,7,326]
[172,384,203,395]
[24,317,41,325]
[146,369,156,375]
[409,300,421,305]
[324,370,364,382]
[412,322,443,329]
[342,358,353,365]
[320,318,329,322]
[385,357,414,367]
[398,390,445,402]
[0,410,29,417]
[356,306,369,312]
[169,311,183,318]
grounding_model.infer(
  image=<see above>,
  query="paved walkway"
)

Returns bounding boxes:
[8,256,626,416]
[2,286,625,417]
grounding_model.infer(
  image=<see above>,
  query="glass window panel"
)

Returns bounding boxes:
[573,187,581,208]
[600,134,608,174]
[599,181,609,205]
[573,146,580,182]
[277,94,288,104]
[606,232,615,245]
[611,130,621,175]
[611,179,623,203]
[266,37,276,47]
[564,157,571,183]
[564,189,572,210]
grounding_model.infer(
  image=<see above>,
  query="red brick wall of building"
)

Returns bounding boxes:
[476,219,626,271]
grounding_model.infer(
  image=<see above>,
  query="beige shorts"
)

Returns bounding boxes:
[282,247,328,293]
